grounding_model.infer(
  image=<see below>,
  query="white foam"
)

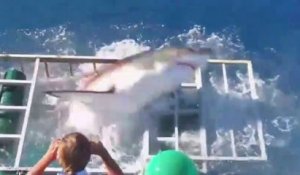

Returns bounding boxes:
[9,25,298,173]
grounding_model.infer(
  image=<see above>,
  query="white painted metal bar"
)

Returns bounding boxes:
[208,59,251,64]
[0,54,118,63]
[222,63,229,93]
[0,53,251,64]
[0,54,117,60]
[0,105,27,111]
[14,58,40,167]
[0,80,31,85]
[248,61,266,160]
[157,137,176,142]
[174,91,179,150]
[146,155,266,161]
[200,130,208,174]
[0,134,21,139]
[191,156,267,161]
[143,131,149,154]
[195,67,208,173]
[247,61,258,99]
[197,68,203,89]
[181,83,197,88]
[229,129,237,157]
[257,119,267,159]
[201,156,265,161]
[142,130,150,161]
[195,67,202,89]
[248,61,266,159]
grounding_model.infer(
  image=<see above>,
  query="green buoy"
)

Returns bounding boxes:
[0,68,26,134]
[145,150,199,175]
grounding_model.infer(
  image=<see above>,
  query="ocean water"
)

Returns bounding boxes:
[0,1,300,175]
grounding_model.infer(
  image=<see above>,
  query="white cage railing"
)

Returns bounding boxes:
[0,54,267,174]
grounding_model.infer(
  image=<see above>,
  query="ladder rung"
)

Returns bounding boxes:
[0,167,39,172]
[0,80,32,85]
[181,83,197,88]
[0,105,27,111]
[0,134,21,139]
[157,137,175,142]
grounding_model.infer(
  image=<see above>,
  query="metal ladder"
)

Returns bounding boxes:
[0,55,121,173]
[0,58,40,168]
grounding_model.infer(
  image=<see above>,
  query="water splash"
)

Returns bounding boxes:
[0,25,299,174]
[18,25,76,55]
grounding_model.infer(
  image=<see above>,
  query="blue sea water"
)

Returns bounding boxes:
[0,0,300,174]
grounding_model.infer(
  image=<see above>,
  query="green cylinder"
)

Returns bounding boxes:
[145,150,199,175]
[0,172,16,175]
[0,69,26,105]
[0,68,26,134]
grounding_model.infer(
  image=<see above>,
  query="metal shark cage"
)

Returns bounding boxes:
[0,54,267,174]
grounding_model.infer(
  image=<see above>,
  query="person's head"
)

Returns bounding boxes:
[57,132,91,175]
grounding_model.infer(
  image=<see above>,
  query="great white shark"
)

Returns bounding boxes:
[44,47,212,134]
[47,47,211,90]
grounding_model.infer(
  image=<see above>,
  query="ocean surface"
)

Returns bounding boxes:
[0,1,300,174]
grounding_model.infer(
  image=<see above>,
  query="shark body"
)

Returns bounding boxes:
[45,47,212,135]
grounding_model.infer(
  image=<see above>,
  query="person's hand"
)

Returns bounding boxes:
[90,140,106,156]
[90,140,123,175]
[44,139,61,162]
[27,139,61,175]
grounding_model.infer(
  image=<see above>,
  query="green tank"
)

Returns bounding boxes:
[0,171,16,175]
[145,150,199,175]
[0,68,26,134]
[0,69,26,168]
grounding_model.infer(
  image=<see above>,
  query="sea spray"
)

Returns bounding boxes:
[5,26,297,174]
